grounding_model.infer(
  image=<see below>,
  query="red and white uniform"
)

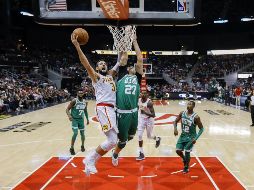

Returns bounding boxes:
[138,98,154,141]
[93,74,118,133]
[235,87,242,107]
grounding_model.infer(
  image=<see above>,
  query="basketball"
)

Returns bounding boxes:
[72,28,89,45]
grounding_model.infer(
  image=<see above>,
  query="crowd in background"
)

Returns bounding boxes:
[0,70,70,114]
[2,38,253,82]
[1,38,254,114]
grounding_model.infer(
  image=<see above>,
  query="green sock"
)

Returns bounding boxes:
[71,128,78,148]
[182,154,186,163]
[84,108,89,122]
[80,130,85,146]
[185,152,190,168]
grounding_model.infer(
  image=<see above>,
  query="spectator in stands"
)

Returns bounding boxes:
[224,86,230,106]
[0,95,10,113]
[245,95,251,111]
[0,71,71,114]
[234,86,242,108]
[250,90,254,127]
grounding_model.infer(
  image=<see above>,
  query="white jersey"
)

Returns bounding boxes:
[93,74,116,106]
[138,98,151,119]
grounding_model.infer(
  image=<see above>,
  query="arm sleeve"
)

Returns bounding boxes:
[185,127,204,149]
[112,62,120,72]
[136,72,142,85]
[117,65,128,81]
[194,127,204,141]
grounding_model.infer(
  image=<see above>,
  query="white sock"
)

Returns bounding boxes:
[94,151,102,162]
[139,147,144,153]
[87,150,101,163]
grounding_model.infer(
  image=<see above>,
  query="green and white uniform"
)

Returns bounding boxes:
[117,74,141,142]
[71,98,87,130]
[176,111,198,152]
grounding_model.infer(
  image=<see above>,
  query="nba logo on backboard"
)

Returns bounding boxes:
[177,0,188,13]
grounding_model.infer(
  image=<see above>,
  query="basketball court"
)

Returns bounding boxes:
[0,100,253,189]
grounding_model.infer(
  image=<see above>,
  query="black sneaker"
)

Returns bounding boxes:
[250,124,254,127]
[70,147,75,155]
[155,137,161,148]
[183,166,189,174]
[136,152,145,161]
[81,146,85,152]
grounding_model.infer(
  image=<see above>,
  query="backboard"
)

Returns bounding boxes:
[34,0,199,26]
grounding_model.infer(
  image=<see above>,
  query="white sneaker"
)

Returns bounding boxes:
[83,158,97,175]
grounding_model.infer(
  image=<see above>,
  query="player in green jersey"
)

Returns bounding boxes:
[174,100,204,173]
[112,36,143,166]
[66,89,89,155]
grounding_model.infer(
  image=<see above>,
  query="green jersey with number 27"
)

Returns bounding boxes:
[117,74,140,110]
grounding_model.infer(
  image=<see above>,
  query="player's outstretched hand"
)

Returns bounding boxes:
[192,139,196,144]
[174,129,178,136]
[71,33,80,47]
[68,116,73,121]
[87,120,89,125]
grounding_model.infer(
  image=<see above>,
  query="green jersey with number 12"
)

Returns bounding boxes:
[179,111,198,142]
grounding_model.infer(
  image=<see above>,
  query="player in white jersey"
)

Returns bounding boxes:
[71,33,120,175]
[136,91,161,160]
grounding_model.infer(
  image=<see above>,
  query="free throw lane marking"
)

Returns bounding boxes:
[171,162,196,174]
[40,152,80,190]
[141,175,157,178]
[108,175,124,178]
[193,153,219,190]
[71,163,77,168]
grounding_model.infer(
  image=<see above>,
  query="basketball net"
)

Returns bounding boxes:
[107,25,136,52]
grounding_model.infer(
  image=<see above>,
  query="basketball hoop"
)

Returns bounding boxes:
[107,25,136,52]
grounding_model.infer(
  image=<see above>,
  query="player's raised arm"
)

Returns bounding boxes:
[133,36,143,75]
[108,52,123,77]
[119,51,128,66]
[117,52,129,81]
[71,33,98,83]
[174,111,183,136]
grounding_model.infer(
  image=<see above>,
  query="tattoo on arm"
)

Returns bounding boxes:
[66,100,75,116]
[194,116,204,140]
[195,116,204,130]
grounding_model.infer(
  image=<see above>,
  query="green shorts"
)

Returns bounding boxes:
[176,140,194,152]
[117,112,138,142]
[72,119,85,130]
